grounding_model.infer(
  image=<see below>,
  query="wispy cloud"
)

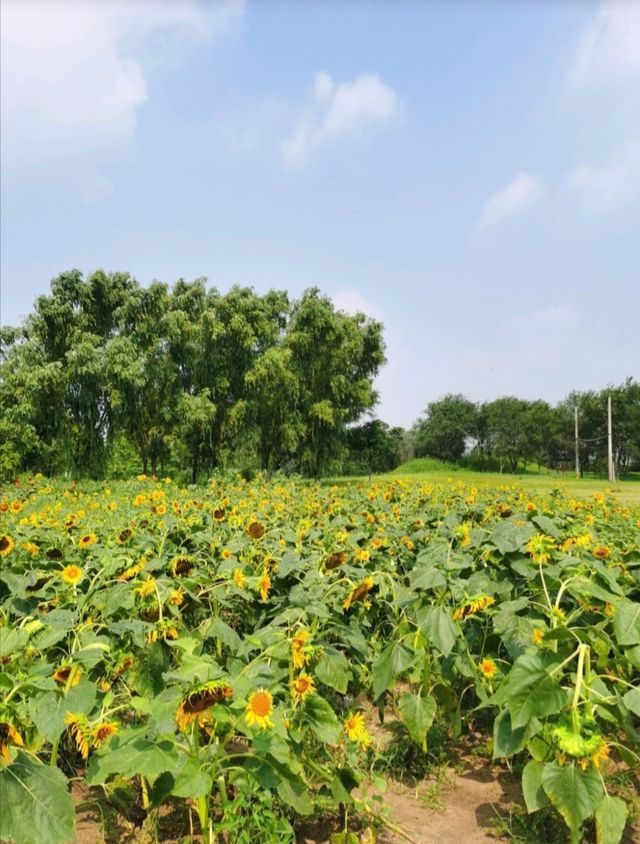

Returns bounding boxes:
[568,135,640,209]
[569,0,640,86]
[0,0,244,193]
[476,172,544,228]
[281,71,400,169]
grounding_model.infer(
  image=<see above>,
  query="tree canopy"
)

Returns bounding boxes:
[0,272,385,480]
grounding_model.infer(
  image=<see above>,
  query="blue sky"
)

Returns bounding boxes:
[1,0,638,426]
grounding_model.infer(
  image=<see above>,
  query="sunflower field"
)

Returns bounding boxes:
[0,475,639,844]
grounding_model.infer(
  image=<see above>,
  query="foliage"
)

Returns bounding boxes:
[0,274,385,481]
[0,474,638,843]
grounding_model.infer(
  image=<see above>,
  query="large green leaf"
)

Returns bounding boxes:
[172,758,213,799]
[595,795,628,844]
[541,762,603,834]
[504,653,567,729]
[397,692,436,750]
[521,760,549,813]
[302,694,342,744]
[612,600,640,646]
[622,686,640,717]
[417,606,457,657]
[315,650,350,694]
[0,751,75,844]
[371,641,414,700]
[86,737,180,783]
[492,709,526,759]
[27,680,97,743]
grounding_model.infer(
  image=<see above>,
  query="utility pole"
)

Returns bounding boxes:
[574,405,580,479]
[607,395,616,483]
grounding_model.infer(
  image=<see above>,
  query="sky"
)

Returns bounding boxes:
[1,0,639,427]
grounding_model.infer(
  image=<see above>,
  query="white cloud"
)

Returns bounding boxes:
[0,0,244,191]
[332,290,384,321]
[569,1,640,86]
[281,71,400,168]
[568,135,640,208]
[477,172,545,228]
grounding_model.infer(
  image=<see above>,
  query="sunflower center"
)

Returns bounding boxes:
[250,692,272,716]
[0,537,9,552]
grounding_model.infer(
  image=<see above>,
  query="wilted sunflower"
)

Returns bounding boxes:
[291,673,315,701]
[0,535,14,557]
[526,534,556,565]
[452,595,495,621]
[78,533,98,549]
[61,565,84,586]
[258,572,271,602]
[171,556,194,576]
[245,689,274,730]
[65,713,92,759]
[176,681,233,731]
[343,577,375,610]
[291,629,310,669]
[53,663,82,687]
[247,521,265,540]
[116,528,133,545]
[0,721,24,762]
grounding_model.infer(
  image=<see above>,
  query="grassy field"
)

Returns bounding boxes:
[340,459,640,503]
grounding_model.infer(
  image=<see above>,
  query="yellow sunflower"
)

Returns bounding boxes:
[245,689,275,730]
[291,673,316,701]
[61,565,84,585]
[258,572,271,602]
[478,658,498,679]
[343,577,375,610]
[175,682,233,732]
[0,535,14,557]
[291,629,310,669]
[91,722,118,747]
[233,568,247,588]
[344,712,371,747]
[78,533,98,549]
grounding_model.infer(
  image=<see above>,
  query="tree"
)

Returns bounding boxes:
[285,289,385,476]
[344,419,405,476]
[413,394,477,463]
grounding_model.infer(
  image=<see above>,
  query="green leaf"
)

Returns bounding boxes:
[276,776,313,815]
[0,751,75,844]
[417,606,457,657]
[315,650,351,694]
[397,692,436,749]
[541,762,604,834]
[522,760,549,813]
[87,737,180,783]
[302,694,342,744]
[504,653,567,729]
[371,641,414,700]
[613,600,640,646]
[172,758,213,799]
[131,641,167,696]
[204,617,241,653]
[27,681,97,743]
[492,709,526,759]
[622,686,640,717]
[595,795,628,844]
[409,567,447,591]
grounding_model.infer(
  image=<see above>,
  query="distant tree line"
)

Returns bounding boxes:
[0,270,385,481]
[409,386,640,476]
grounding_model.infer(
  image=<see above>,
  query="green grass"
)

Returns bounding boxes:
[339,460,640,503]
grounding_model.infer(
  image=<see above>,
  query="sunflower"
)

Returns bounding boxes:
[343,577,375,610]
[213,508,226,522]
[65,713,91,759]
[168,588,185,606]
[176,681,233,731]
[61,565,84,585]
[526,533,556,565]
[53,664,82,687]
[116,528,133,545]
[233,568,247,588]
[78,533,98,549]
[478,658,498,679]
[291,673,315,701]
[247,521,265,539]
[258,572,271,602]
[245,689,274,730]
[0,721,24,762]
[0,535,14,557]
[291,629,310,669]
[452,594,495,621]
[344,712,370,747]
[171,556,194,576]
[92,722,118,747]
[532,628,545,646]
[593,546,610,559]
[10,501,23,513]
